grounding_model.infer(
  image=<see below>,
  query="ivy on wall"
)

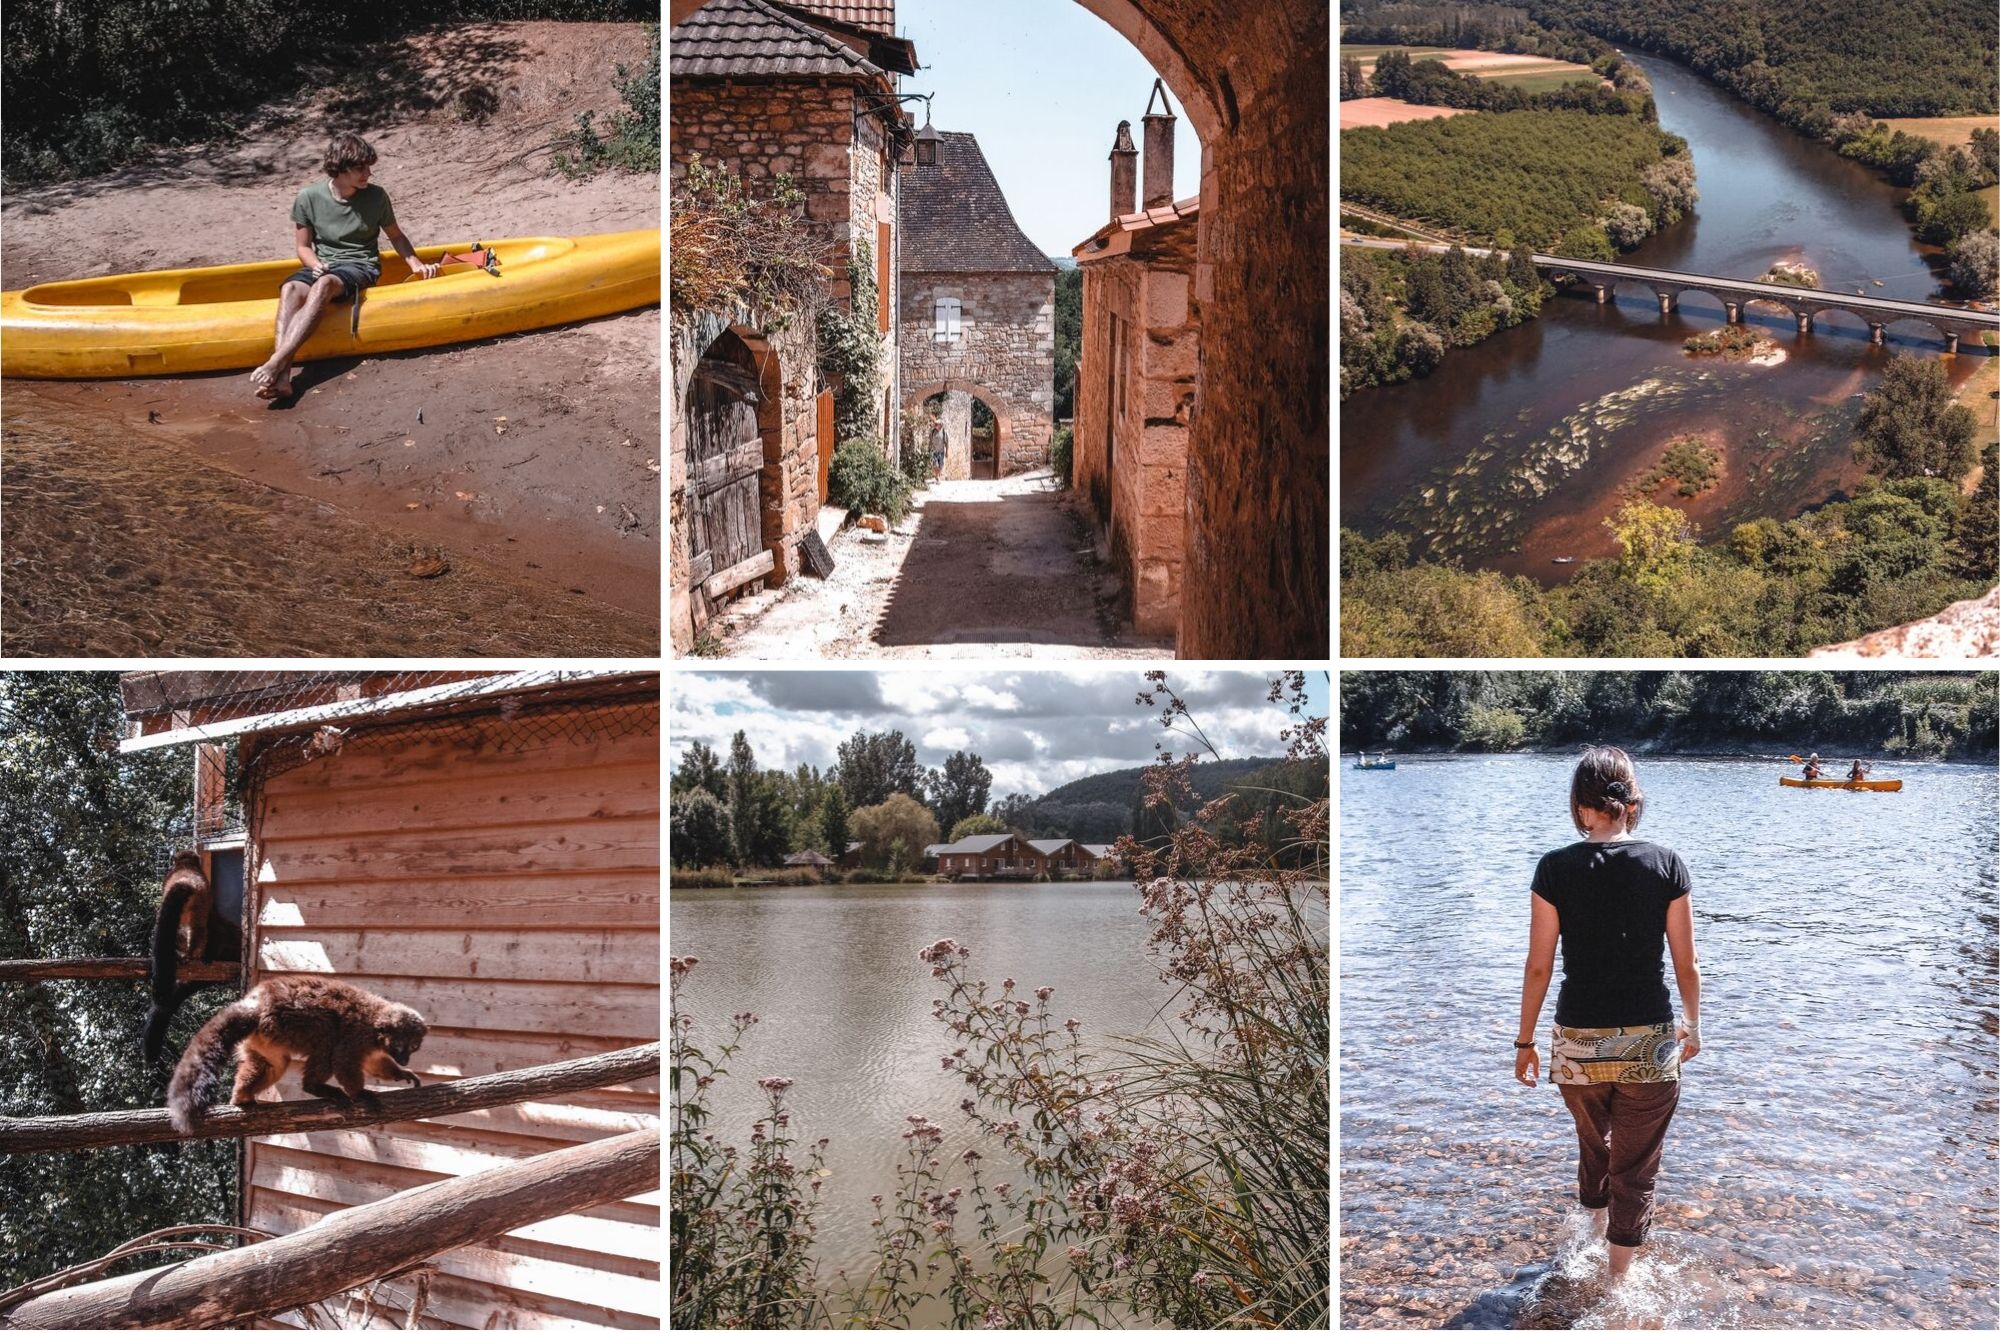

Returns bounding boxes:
[817,236,882,445]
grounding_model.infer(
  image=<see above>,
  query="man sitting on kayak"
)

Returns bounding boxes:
[1801,753,1822,781]
[250,132,438,400]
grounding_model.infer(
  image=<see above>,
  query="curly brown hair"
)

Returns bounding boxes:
[1569,744,1644,834]
[322,132,378,178]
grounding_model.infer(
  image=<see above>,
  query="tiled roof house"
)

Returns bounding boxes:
[898,132,1057,480]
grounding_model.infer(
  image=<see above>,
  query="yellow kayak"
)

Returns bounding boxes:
[1778,776,1903,791]
[0,230,659,379]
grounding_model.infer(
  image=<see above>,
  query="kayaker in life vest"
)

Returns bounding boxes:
[1847,759,1868,782]
[1801,753,1821,781]
[1515,746,1700,1286]
[249,132,439,401]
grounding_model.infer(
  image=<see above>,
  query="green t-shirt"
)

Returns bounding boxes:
[290,180,396,272]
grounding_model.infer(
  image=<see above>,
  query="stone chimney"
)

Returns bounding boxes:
[1141,78,1175,209]
[1108,120,1137,222]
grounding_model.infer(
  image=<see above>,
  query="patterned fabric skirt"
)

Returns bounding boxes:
[1551,1021,1680,1085]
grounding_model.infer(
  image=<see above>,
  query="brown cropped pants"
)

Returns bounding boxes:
[1558,1079,1680,1247]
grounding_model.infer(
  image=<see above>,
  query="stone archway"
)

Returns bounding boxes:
[672,0,1329,655]
[903,379,1024,480]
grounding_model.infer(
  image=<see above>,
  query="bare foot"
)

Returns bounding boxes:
[250,362,279,397]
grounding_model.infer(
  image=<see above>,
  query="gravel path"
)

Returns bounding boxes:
[709,470,1172,659]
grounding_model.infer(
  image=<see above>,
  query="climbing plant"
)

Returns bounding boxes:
[668,156,828,316]
[817,237,882,445]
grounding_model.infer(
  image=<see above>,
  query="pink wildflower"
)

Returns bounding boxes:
[756,1076,794,1093]
[670,956,699,978]
[1035,986,1053,1001]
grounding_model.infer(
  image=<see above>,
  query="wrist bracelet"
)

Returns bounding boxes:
[1513,1040,1535,1049]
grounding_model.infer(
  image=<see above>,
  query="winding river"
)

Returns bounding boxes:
[1339,754,1997,1329]
[1340,56,1989,580]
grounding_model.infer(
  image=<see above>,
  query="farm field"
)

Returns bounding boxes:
[1338,98,1474,129]
[1879,116,1993,146]
[1342,45,1601,88]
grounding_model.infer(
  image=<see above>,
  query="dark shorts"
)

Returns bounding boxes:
[285,263,378,303]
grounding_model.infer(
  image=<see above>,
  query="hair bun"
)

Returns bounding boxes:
[1604,781,1631,801]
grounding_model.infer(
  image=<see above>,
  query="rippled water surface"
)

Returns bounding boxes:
[1339,755,1998,1329]
[671,882,1178,1278]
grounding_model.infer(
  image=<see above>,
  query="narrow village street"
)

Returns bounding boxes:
[711,470,1172,658]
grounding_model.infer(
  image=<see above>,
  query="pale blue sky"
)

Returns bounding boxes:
[895,0,1205,257]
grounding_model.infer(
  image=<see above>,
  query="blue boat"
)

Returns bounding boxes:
[1352,758,1397,771]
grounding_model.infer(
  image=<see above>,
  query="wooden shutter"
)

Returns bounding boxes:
[816,388,835,503]
[876,222,892,334]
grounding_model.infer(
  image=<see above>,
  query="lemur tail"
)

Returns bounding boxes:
[141,881,195,1062]
[167,1002,256,1134]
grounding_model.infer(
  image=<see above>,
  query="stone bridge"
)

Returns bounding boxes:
[1342,237,2000,352]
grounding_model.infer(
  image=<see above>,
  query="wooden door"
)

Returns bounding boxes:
[816,389,835,505]
[688,358,766,590]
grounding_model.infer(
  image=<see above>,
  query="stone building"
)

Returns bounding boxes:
[667,0,915,651]
[671,0,1329,658]
[1072,84,1200,638]
[898,132,1056,478]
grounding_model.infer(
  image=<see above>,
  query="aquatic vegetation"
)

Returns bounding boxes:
[1631,437,1722,498]
[1684,325,1772,358]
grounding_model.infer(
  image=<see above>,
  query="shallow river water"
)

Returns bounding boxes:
[1339,754,1998,1329]
[1340,56,1989,579]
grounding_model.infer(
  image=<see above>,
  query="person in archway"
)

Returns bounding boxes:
[1515,746,1701,1285]
[250,131,439,401]
[928,410,947,481]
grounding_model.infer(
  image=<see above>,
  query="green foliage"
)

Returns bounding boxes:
[1945,229,2000,299]
[670,787,733,870]
[1554,222,1617,261]
[1854,354,1979,482]
[817,784,850,860]
[834,729,925,809]
[827,438,913,525]
[1,674,236,1285]
[1683,324,1767,357]
[1524,0,1997,125]
[4,2,653,184]
[1341,109,1682,247]
[849,793,939,870]
[670,865,737,889]
[924,751,992,840]
[1341,669,1999,757]
[1050,424,1075,487]
[1633,437,1722,497]
[948,813,1011,842]
[550,23,660,177]
[1463,704,1530,750]
[1605,497,1696,592]
[672,739,726,799]
[1052,267,1083,418]
[1338,550,1549,656]
[818,240,883,445]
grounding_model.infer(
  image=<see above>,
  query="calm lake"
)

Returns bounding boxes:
[1340,55,1989,579]
[672,881,1195,1282]
[1339,754,1998,1329]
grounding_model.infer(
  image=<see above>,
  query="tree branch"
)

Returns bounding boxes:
[0,1127,660,1329]
[0,1042,659,1154]
[0,957,237,982]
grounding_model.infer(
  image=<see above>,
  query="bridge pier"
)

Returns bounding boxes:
[1594,285,1608,305]
[1796,312,1813,336]
[1724,302,1740,325]
[1656,291,1676,315]
[1946,332,1959,354]
[1870,323,1885,345]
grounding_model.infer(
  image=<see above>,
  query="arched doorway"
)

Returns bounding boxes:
[685,326,783,609]
[905,380,1014,480]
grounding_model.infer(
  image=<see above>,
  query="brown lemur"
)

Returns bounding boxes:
[141,851,243,1063]
[167,977,426,1133]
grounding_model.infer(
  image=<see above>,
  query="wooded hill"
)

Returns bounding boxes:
[1339,670,1999,758]
[1523,0,1999,128]
[1005,757,1301,842]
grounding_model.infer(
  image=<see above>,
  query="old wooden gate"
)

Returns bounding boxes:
[687,333,769,609]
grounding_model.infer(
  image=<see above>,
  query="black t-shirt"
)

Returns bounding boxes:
[1530,839,1690,1027]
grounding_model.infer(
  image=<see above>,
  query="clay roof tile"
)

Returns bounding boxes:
[670,0,886,80]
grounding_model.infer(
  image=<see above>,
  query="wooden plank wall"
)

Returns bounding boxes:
[248,705,660,1330]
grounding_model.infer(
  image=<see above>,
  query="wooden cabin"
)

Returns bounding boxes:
[119,669,661,1331]
[933,832,1028,879]
[1023,838,1093,878]
[784,849,835,869]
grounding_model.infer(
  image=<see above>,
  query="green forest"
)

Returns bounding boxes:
[3,0,650,182]
[1340,242,1546,395]
[668,732,1321,881]
[1,675,235,1289]
[1339,670,1999,759]
[1523,0,1999,128]
[1340,110,1690,249]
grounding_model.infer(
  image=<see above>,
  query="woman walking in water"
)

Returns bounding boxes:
[1515,746,1701,1282]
